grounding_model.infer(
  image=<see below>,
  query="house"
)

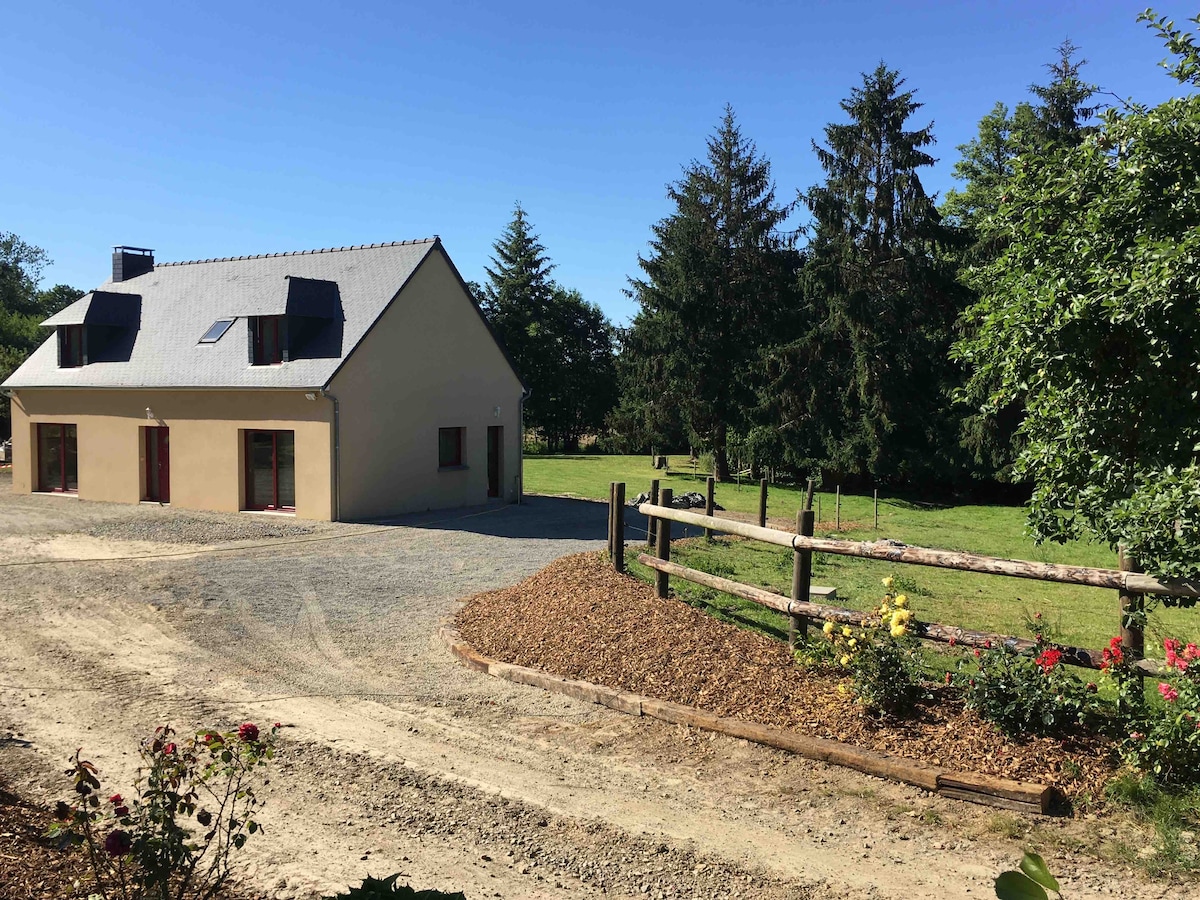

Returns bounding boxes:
[1,240,527,520]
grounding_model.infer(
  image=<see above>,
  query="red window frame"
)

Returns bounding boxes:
[251,316,284,365]
[59,325,84,367]
[37,423,78,493]
[244,430,295,511]
[144,426,170,503]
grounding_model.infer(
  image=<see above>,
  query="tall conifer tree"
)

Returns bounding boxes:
[624,106,794,479]
[795,64,965,486]
[481,205,617,451]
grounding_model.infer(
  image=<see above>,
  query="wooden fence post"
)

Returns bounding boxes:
[1119,548,1145,691]
[758,478,768,528]
[836,486,841,530]
[874,489,878,530]
[656,488,673,599]
[790,479,817,649]
[607,482,616,562]
[704,476,715,541]
[613,482,626,573]
[648,478,660,551]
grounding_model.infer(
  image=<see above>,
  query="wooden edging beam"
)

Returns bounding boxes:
[636,503,1200,599]
[636,554,1160,675]
[439,623,1053,814]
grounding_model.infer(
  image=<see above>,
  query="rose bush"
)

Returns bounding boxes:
[1122,639,1200,784]
[48,722,280,900]
[955,631,1094,738]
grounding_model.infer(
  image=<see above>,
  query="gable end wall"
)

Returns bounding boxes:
[330,249,523,520]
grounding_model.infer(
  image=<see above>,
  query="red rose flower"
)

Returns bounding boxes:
[1035,648,1062,674]
[114,805,130,818]
[105,829,132,856]
[108,793,123,805]
[238,722,260,742]
[163,742,176,755]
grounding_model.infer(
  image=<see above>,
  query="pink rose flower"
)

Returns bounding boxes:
[238,722,260,742]
[1159,682,1180,703]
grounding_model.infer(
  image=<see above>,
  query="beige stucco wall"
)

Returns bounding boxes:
[330,247,524,520]
[8,390,333,519]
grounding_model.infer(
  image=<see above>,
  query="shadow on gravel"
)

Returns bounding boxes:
[363,495,705,543]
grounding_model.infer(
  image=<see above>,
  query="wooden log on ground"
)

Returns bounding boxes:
[442,627,1057,813]
[438,626,491,673]
[937,772,1052,815]
[635,503,1200,598]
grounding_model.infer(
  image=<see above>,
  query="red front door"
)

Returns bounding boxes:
[145,427,170,503]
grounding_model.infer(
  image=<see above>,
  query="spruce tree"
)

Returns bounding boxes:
[623,106,795,480]
[795,64,966,487]
[481,205,617,451]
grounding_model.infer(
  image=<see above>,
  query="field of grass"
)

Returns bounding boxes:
[525,453,1199,654]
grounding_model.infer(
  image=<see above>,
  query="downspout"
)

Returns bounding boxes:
[321,388,340,521]
[518,387,531,505]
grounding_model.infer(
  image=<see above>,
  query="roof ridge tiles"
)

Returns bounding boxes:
[157,237,439,267]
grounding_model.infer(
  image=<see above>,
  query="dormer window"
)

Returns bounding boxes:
[43,290,141,369]
[250,316,286,366]
[59,325,85,367]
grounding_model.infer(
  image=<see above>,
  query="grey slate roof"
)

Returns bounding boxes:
[4,239,439,390]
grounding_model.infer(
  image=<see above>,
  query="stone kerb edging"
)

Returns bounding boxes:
[439,624,1054,815]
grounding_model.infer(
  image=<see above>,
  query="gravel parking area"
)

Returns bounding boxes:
[0,472,1180,900]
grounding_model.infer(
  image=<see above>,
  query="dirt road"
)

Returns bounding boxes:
[0,474,1176,898]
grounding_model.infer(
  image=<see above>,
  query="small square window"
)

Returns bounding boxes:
[199,318,234,343]
[438,427,464,468]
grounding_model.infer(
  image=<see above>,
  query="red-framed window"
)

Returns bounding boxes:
[59,325,84,367]
[438,427,464,468]
[244,430,295,511]
[144,426,170,504]
[250,316,284,365]
[37,423,78,493]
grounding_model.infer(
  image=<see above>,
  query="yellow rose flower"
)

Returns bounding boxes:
[881,576,895,590]
[890,624,907,638]
[840,654,851,666]
[848,638,858,650]
[894,595,908,608]
[842,625,853,638]
[890,609,911,628]
[822,621,835,636]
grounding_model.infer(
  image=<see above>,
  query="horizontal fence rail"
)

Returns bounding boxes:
[636,503,1200,600]
[636,554,1161,675]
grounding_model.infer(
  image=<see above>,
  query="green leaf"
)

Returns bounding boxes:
[995,871,1049,900]
[1019,852,1060,892]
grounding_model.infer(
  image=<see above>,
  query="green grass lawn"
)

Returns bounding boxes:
[525,453,1199,654]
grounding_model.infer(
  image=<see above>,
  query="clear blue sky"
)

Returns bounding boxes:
[1,1,1191,324]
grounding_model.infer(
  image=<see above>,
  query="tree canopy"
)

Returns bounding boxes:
[955,11,1200,584]
[621,106,796,479]
[480,205,617,451]
[778,64,966,487]
[1,232,83,438]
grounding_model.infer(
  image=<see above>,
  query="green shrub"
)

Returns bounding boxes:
[325,874,465,899]
[957,639,1093,737]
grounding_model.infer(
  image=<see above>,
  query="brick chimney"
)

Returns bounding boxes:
[112,246,154,282]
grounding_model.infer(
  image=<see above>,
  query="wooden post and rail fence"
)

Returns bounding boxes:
[604,479,1200,675]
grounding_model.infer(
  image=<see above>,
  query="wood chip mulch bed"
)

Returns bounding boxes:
[456,552,1120,802]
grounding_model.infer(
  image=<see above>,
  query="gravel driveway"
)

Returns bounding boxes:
[0,471,1169,900]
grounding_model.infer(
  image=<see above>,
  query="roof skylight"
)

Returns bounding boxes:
[199,318,234,343]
